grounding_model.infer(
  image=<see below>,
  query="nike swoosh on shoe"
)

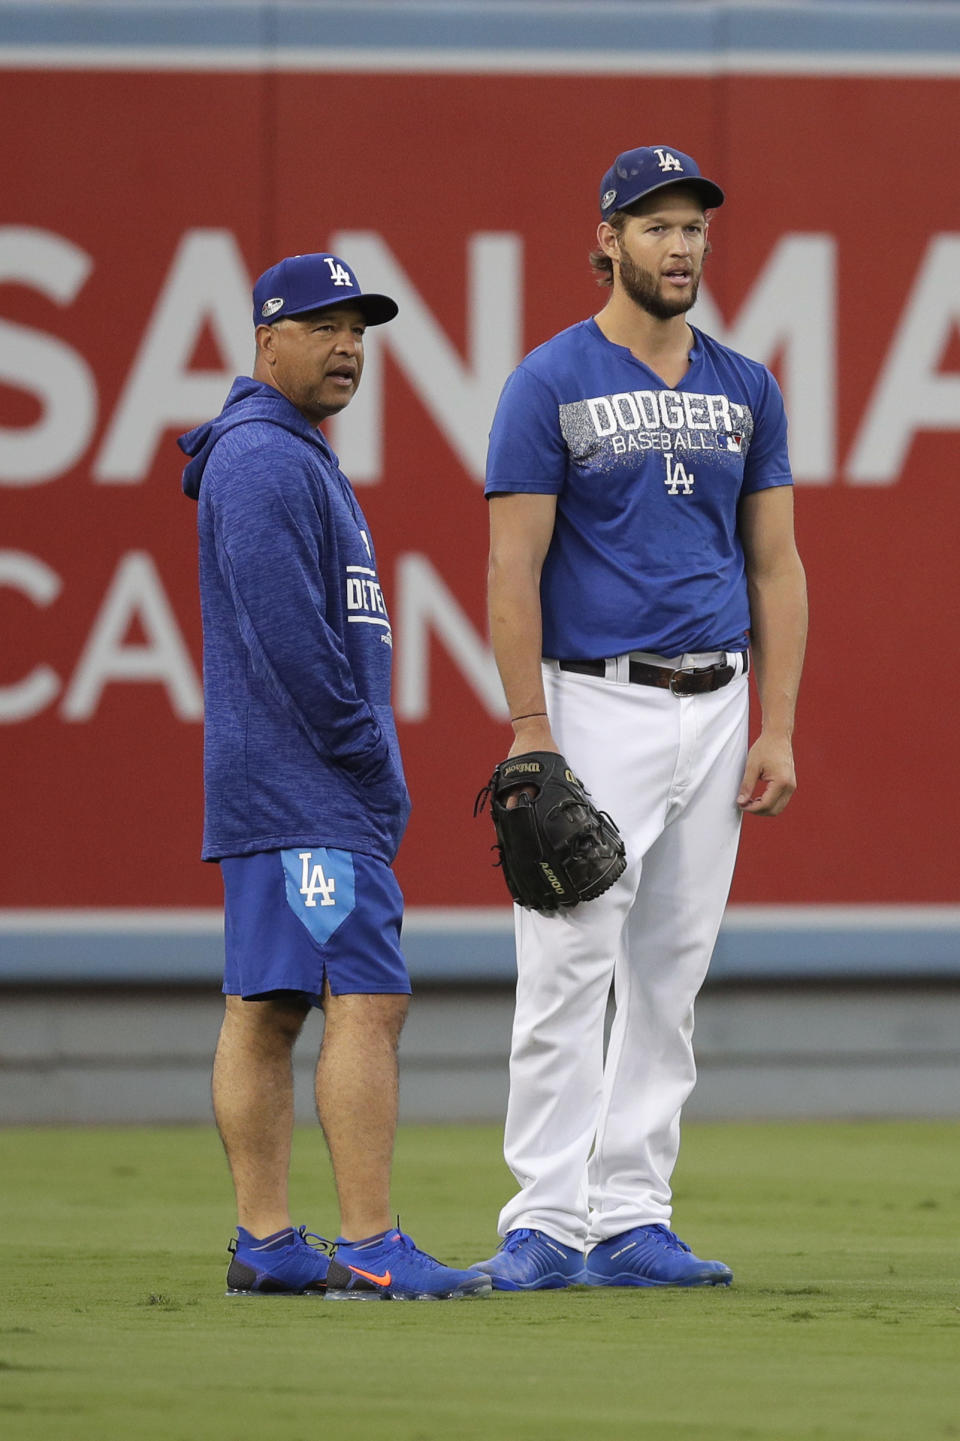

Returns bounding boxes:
[348,1265,392,1286]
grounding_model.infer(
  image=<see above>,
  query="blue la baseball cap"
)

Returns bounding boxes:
[252,252,399,327]
[599,146,724,217]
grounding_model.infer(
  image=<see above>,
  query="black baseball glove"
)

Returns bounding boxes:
[475,750,627,911]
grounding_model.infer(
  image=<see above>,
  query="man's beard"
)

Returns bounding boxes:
[618,248,701,320]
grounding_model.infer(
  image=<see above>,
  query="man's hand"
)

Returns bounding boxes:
[475,751,627,910]
[504,716,559,806]
[737,731,796,817]
[507,713,560,760]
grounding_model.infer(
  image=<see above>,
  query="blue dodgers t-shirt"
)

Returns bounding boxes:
[485,319,793,658]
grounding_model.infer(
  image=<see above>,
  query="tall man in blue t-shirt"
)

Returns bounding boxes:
[179,253,489,1301]
[473,147,807,1290]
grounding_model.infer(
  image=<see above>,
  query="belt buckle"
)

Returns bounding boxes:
[669,660,725,696]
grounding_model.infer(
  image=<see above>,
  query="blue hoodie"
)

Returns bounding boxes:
[179,377,410,863]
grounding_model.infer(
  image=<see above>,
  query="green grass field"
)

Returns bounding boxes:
[1,1120,958,1441]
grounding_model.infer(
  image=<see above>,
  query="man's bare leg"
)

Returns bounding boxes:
[315,987,409,1240]
[212,992,309,1237]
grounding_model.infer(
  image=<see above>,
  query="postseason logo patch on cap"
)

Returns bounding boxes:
[260,297,284,318]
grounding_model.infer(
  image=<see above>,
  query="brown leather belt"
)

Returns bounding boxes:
[556,652,748,697]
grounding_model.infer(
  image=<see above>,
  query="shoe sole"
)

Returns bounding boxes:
[224,1288,327,1298]
[585,1273,732,1288]
[480,1271,586,1292]
[325,1277,493,1302]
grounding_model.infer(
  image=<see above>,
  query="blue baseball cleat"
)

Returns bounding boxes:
[226,1224,332,1296]
[471,1228,587,1290]
[586,1225,733,1287]
[326,1228,492,1301]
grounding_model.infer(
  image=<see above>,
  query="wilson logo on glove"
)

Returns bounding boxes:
[474,750,627,911]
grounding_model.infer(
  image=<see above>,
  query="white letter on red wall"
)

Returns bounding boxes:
[394,552,507,722]
[94,230,251,483]
[693,236,836,485]
[0,550,62,720]
[0,228,98,486]
[327,231,522,484]
[61,552,202,720]
[847,235,960,484]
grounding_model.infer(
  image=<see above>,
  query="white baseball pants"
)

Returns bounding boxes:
[497,655,749,1249]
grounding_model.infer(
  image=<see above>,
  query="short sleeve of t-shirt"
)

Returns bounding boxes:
[485,364,566,495]
[740,365,793,495]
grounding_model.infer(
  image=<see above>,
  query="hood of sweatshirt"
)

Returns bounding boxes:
[178,377,334,500]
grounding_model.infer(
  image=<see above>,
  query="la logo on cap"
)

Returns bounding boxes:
[324,258,354,287]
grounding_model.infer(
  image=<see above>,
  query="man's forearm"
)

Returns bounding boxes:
[487,561,559,753]
[747,557,808,737]
[489,563,548,707]
[486,492,560,751]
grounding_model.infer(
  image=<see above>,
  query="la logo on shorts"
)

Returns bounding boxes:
[298,851,337,907]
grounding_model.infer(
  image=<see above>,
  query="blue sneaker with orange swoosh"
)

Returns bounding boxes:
[326,1228,492,1301]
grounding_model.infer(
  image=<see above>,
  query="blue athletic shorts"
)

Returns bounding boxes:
[220,847,411,1003]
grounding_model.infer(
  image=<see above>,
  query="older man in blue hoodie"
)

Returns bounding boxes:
[179,253,489,1301]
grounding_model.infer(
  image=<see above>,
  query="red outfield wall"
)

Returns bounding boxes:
[2,69,958,909]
